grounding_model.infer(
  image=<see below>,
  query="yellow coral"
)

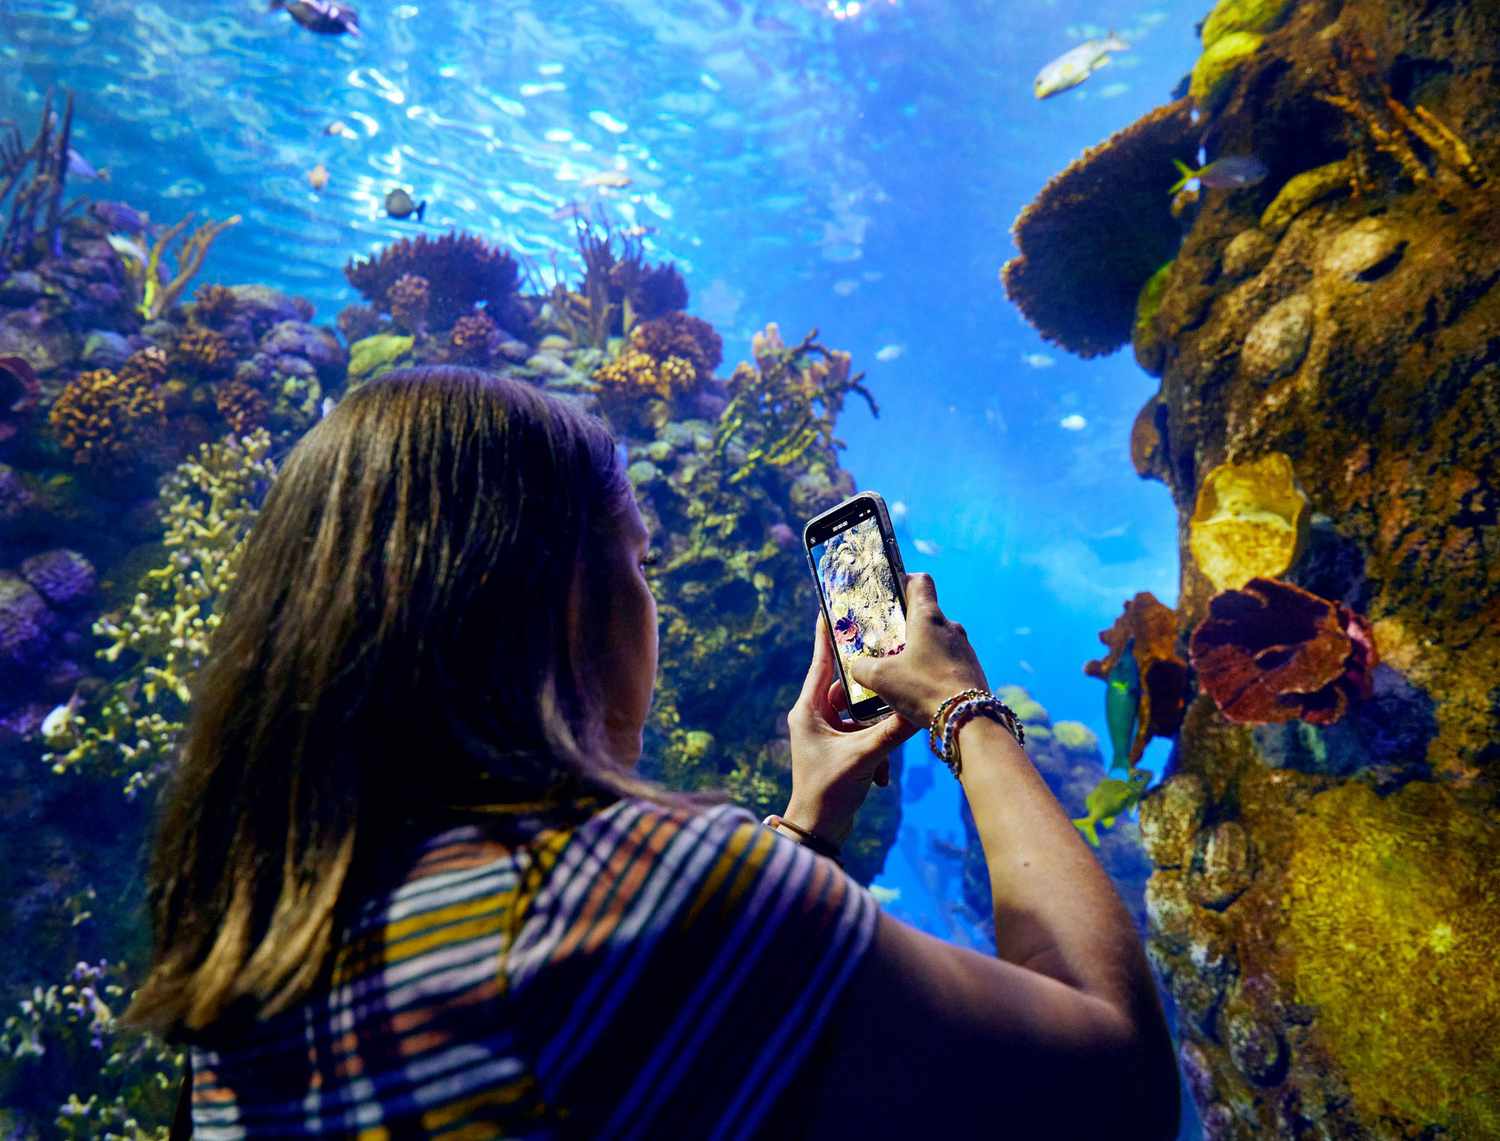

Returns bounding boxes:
[1189,452,1308,590]
[1285,781,1500,1135]
[47,367,166,470]
[593,348,697,400]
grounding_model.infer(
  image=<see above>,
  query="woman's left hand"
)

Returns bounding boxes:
[782,616,920,846]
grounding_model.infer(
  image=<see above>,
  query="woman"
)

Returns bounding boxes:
[126,366,1179,1138]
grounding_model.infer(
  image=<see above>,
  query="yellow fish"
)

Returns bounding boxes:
[1034,35,1130,99]
[1072,769,1151,847]
[307,162,329,192]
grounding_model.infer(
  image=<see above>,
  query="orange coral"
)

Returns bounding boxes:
[48,366,166,470]
[191,283,238,328]
[171,327,233,378]
[594,349,697,400]
[120,346,168,390]
[1085,591,1189,764]
[1002,99,1199,358]
[1188,577,1378,725]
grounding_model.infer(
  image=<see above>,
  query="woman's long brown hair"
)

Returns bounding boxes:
[125,366,704,1041]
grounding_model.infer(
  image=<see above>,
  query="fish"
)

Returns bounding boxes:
[875,343,905,362]
[324,120,359,139]
[320,396,336,419]
[1071,769,1152,847]
[307,162,329,192]
[580,169,632,189]
[106,233,149,266]
[384,188,426,221]
[832,279,860,297]
[1169,155,1269,195]
[269,0,361,36]
[89,201,146,233]
[40,693,84,744]
[1034,35,1130,99]
[1022,352,1055,369]
[66,148,109,182]
[912,538,940,557]
[1060,413,1087,431]
[868,884,901,906]
[1104,637,1142,772]
[620,224,657,239]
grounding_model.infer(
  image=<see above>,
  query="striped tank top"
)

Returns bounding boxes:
[190,797,878,1138]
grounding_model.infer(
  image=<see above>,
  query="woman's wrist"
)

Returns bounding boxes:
[780,793,854,848]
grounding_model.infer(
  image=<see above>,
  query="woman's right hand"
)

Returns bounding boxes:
[846,573,990,727]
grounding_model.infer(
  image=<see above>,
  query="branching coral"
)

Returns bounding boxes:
[1084,591,1189,766]
[345,232,519,330]
[47,366,166,471]
[713,324,877,488]
[0,88,76,270]
[170,327,233,379]
[1188,576,1377,725]
[552,221,690,347]
[386,272,430,334]
[1314,33,1486,201]
[1002,99,1199,358]
[0,959,182,1138]
[636,261,689,320]
[44,431,274,796]
[140,212,242,320]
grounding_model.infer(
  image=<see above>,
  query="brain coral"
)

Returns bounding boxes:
[48,366,166,470]
[1002,100,1200,358]
[1189,452,1309,591]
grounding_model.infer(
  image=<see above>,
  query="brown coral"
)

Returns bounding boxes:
[630,312,723,383]
[47,366,166,470]
[447,311,500,365]
[1084,591,1189,764]
[344,232,519,330]
[118,346,168,391]
[336,303,383,344]
[213,378,269,436]
[191,283,238,329]
[1188,576,1378,725]
[171,327,233,379]
[386,273,430,334]
[636,262,689,320]
[1001,99,1200,358]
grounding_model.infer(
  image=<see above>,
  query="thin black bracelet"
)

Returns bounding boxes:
[762,814,843,865]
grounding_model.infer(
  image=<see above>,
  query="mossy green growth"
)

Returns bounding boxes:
[1200,0,1294,49]
[1133,261,1174,342]
[347,333,414,386]
[1259,159,1354,237]
[1284,780,1500,1135]
[1190,30,1262,111]
[1053,720,1100,751]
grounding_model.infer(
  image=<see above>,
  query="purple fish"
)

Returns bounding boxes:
[1169,155,1268,194]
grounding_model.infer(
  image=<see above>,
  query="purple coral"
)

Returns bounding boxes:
[0,571,56,673]
[19,549,96,609]
[0,355,41,443]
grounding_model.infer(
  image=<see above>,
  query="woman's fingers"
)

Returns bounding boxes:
[795,615,836,711]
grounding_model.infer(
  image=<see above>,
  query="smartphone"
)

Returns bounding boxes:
[803,491,909,725]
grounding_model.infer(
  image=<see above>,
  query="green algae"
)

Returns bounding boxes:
[1190,31,1263,111]
[1201,0,1295,49]
[1259,160,1355,237]
[347,333,414,385]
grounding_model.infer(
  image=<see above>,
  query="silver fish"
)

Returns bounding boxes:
[1034,35,1130,99]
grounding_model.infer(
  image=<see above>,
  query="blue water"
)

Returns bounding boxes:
[7,0,1201,1130]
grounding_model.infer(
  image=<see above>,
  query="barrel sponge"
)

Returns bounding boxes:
[1001,100,1199,359]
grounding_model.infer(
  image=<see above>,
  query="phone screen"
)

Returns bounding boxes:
[808,512,908,713]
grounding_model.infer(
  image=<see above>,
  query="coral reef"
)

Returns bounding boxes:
[47,366,165,472]
[1002,100,1199,357]
[1083,591,1188,766]
[344,232,522,332]
[385,272,430,334]
[0,90,75,270]
[0,354,41,442]
[1188,452,1308,591]
[445,311,500,365]
[169,326,232,379]
[1017,0,1500,1131]
[1189,576,1376,727]
[139,213,241,321]
[630,312,723,383]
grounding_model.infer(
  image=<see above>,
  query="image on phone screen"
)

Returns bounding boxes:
[809,515,908,707]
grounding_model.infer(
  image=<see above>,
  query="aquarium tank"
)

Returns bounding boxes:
[1,0,1496,1135]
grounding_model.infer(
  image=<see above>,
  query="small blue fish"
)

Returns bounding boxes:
[1104,637,1141,772]
[1169,155,1268,195]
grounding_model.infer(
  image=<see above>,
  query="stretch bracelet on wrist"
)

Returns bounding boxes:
[933,693,1026,779]
[762,814,843,865]
[928,688,989,758]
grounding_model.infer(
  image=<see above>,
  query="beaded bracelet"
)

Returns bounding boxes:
[936,693,1026,779]
[928,688,989,758]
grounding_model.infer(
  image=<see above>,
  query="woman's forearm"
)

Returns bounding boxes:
[957,718,1168,1039]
